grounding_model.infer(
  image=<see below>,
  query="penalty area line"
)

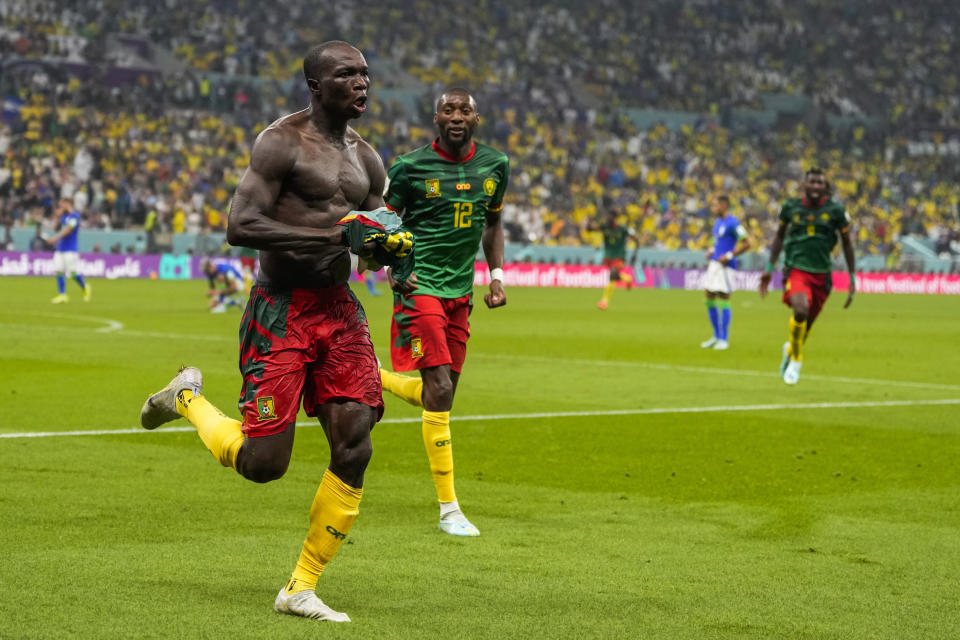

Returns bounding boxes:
[3,398,959,439]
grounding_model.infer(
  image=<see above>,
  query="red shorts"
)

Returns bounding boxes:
[782,268,832,326]
[390,293,472,373]
[237,283,383,437]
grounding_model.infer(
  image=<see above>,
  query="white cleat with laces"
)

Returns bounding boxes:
[783,359,802,385]
[274,588,350,622]
[139,367,203,429]
[438,510,480,537]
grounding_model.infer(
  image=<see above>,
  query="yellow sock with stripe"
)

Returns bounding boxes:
[176,392,243,469]
[422,410,456,503]
[286,469,363,594]
[380,369,424,407]
[601,281,615,303]
[788,317,807,361]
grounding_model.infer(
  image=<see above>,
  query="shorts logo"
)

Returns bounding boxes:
[411,337,424,359]
[326,525,346,540]
[256,396,277,421]
[455,182,471,191]
[425,179,441,198]
[483,178,496,196]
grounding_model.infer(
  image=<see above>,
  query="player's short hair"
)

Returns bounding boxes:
[435,87,477,112]
[303,41,354,82]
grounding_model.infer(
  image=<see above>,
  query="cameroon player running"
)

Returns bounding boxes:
[587,208,638,309]
[760,168,856,385]
[379,88,509,537]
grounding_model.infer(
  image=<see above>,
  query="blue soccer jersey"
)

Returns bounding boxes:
[56,211,81,252]
[709,215,747,269]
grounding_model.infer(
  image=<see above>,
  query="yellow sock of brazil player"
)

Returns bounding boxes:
[380,368,424,407]
[286,469,362,594]
[177,392,243,469]
[788,316,807,361]
[422,410,456,503]
[601,281,615,303]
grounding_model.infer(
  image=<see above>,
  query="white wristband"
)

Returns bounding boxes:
[490,267,504,283]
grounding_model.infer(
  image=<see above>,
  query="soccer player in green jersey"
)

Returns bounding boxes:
[379,88,509,536]
[760,168,856,385]
[587,209,638,309]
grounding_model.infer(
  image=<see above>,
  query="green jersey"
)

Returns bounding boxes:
[779,197,851,274]
[385,140,509,298]
[601,223,631,261]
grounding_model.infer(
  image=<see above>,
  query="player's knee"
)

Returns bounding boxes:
[236,449,291,484]
[331,437,372,475]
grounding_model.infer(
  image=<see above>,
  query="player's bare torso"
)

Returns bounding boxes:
[260,109,375,288]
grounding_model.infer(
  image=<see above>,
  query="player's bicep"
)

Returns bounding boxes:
[230,129,295,222]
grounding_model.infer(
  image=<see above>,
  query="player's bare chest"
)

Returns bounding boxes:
[289,145,370,203]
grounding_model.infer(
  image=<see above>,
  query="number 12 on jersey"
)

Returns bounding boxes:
[453,202,473,228]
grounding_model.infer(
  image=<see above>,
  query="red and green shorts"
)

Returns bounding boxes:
[782,267,832,327]
[390,293,472,373]
[237,283,383,437]
[603,258,626,280]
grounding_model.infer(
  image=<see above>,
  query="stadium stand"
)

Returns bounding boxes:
[1,0,958,271]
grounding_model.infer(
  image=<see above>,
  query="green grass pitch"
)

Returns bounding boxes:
[1,276,959,639]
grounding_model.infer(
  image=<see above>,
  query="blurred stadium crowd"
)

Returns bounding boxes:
[1,0,958,266]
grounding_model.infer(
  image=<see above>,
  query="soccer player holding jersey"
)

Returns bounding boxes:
[760,168,855,385]
[46,198,91,303]
[701,195,751,350]
[379,89,509,537]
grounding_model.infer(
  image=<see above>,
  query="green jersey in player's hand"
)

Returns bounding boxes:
[385,140,509,298]
[779,197,851,273]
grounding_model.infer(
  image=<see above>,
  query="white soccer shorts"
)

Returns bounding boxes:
[703,259,735,294]
[52,251,80,276]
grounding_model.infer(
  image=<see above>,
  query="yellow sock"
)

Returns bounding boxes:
[287,469,363,593]
[177,392,244,469]
[788,317,807,361]
[601,281,615,303]
[422,410,456,503]
[380,368,423,407]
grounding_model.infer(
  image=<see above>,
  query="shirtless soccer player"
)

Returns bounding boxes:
[138,41,413,623]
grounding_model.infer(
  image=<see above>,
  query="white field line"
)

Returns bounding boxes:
[3,398,958,439]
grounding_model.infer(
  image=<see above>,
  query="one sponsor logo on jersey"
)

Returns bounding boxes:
[411,337,424,358]
[435,438,451,447]
[326,525,346,540]
[483,177,496,196]
[425,179,441,198]
[455,182,471,191]
[256,396,277,421]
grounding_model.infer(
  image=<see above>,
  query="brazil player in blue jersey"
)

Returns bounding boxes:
[201,259,249,313]
[46,198,91,303]
[700,195,751,350]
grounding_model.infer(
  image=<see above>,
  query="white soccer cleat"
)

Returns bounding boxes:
[139,367,203,429]
[783,359,802,385]
[779,341,791,376]
[700,337,718,348]
[712,339,729,350]
[438,510,480,537]
[274,588,350,622]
